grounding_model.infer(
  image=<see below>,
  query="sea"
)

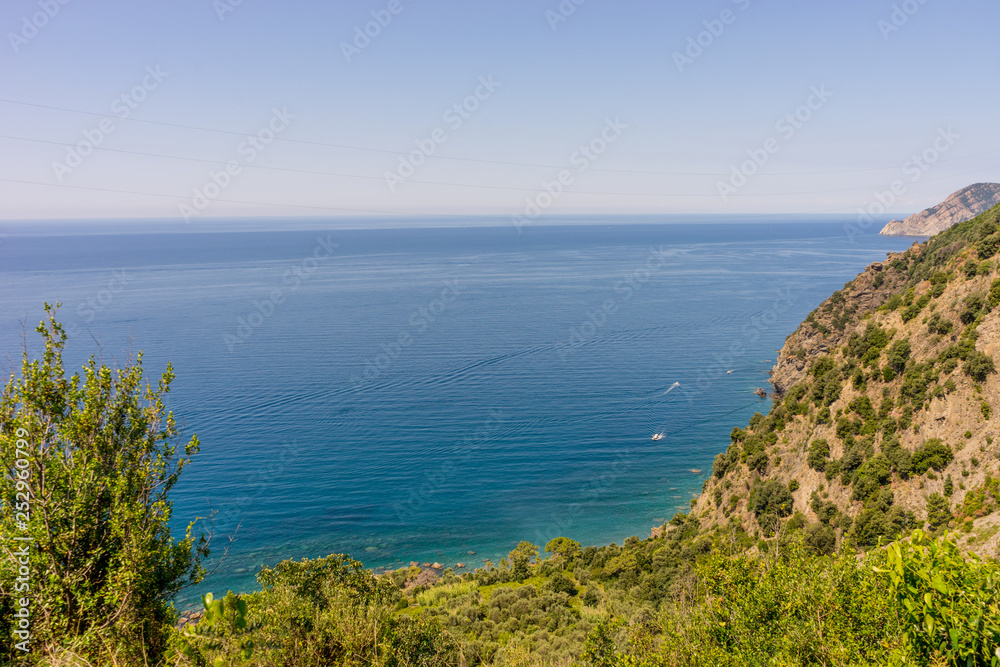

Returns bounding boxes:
[0,218,917,607]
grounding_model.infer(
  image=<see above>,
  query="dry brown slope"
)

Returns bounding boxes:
[693,204,1000,558]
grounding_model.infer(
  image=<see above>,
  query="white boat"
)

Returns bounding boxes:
[651,433,664,441]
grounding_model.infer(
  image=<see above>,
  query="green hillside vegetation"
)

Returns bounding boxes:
[3,204,1000,665]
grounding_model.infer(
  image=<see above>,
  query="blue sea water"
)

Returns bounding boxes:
[0,219,916,606]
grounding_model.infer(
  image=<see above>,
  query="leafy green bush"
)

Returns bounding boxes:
[878,530,1000,665]
[750,480,794,520]
[802,522,836,555]
[847,323,892,363]
[713,447,736,478]
[747,451,769,474]
[927,312,954,335]
[911,439,954,475]
[851,454,892,503]
[964,350,997,383]
[199,553,458,665]
[958,475,1000,520]
[807,439,831,472]
[851,489,916,548]
[925,493,953,532]
[961,294,987,324]
[988,277,1000,309]
[0,306,208,664]
[978,231,1000,259]
[690,546,899,664]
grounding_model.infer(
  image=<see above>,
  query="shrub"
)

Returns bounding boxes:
[847,323,891,363]
[0,307,208,663]
[851,454,892,503]
[926,313,954,335]
[852,504,915,549]
[910,439,954,475]
[750,480,794,519]
[802,523,836,555]
[545,572,577,596]
[747,451,769,474]
[886,339,911,373]
[925,493,952,532]
[879,531,1000,664]
[988,277,1000,309]
[849,395,876,421]
[807,439,830,472]
[964,350,996,383]
[960,294,986,324]
[978,231,1000,259]
[713,448,736,478]
[882,439,913,478]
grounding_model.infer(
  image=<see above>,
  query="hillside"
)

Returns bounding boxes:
[698,202,1000,558]
[880,182,1000,236]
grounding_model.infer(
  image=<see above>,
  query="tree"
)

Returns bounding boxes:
[925,494,952,533]
[911,439,954,475]
[886,339,911,374]
[509,541,540,580]
[545,537,582,567]
[803,522,836,555]
[963,350,996,383]
[750,480,794,520]
[807,439,830,472]
[0,306,208,662]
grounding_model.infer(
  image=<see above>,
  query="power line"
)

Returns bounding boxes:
[0,162,992,211]
[4,97,997,178]
[6,132,986,198]
[0,176,467,217]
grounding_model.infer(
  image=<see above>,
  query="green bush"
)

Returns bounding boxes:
[847,323,892,363]
[988,277,1000,309]
[0,306,208,663]
[978,231,1000,259]
[886,338,911,373]
[961,294,987,324]
[802,523,836,555]
[750,480,794,520]
[807,439,830,471]
[911,439,954,475]
[927,312,954,335]
[964,350,997,383]
[925,493,953,532]
[878,530,1000,664]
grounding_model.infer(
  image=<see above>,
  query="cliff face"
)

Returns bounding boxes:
[880,183,1000,236]
[695,203,1000,558]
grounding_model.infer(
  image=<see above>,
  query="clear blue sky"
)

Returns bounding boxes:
[1,0,998,220]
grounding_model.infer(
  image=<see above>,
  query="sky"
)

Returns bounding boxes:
[0,0,998,222]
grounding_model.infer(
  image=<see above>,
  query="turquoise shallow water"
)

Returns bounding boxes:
[0,220,914,605]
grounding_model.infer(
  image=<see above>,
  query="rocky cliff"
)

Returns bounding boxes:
[880,183,1000,236]
[694,203,1000,558]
